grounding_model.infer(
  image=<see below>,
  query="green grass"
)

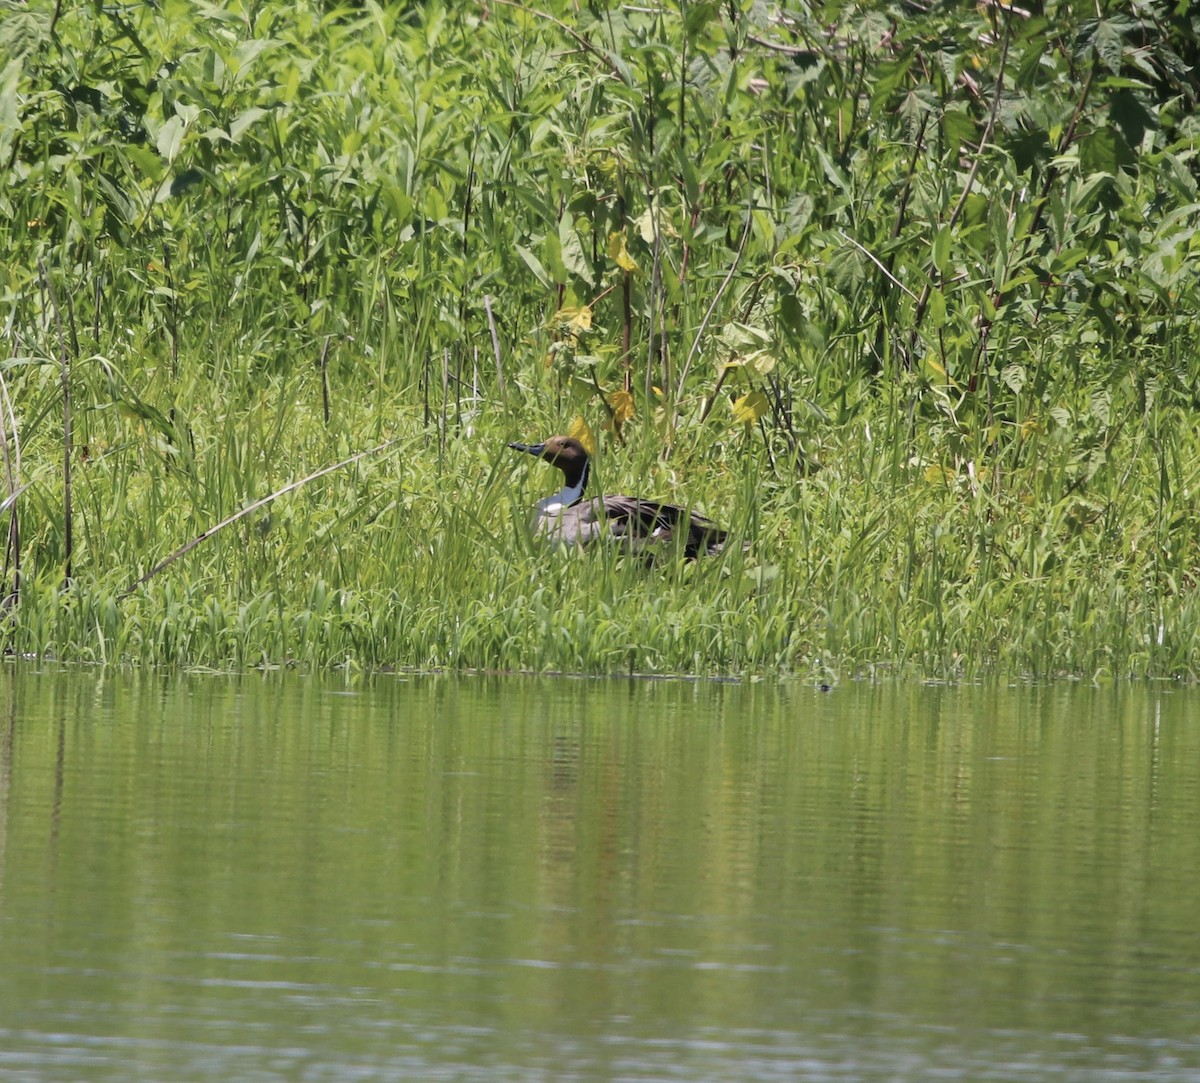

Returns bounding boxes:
[5,381,1200,680]
[3,0,1200,679]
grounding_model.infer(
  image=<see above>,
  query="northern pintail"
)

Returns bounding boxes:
[509,435,728,558]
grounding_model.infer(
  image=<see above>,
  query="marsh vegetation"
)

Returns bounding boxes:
[2,0,1199,677]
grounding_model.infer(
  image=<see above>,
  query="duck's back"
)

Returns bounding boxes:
[539,495,726,557]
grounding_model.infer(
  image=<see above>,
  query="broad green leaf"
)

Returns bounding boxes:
[1080,127,1135,173]
[1089,18,1130,75]
[231,38,280,74]
[926,286,946,329]
[1108,89,1156,150]
[558,218,594,286]
[515,245,551,288]
[815,147,850,194]
[942,107,976,151]
[932,224,952,273]
[380,186,413,224]
[156,115,185,162]
[543,230,567,284]
[229,107,268,143]
[1001,364,1026,393]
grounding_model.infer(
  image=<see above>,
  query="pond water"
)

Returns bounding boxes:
[0,666,1198,1082]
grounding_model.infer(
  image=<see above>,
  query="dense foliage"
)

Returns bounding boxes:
[2,0,1200,677]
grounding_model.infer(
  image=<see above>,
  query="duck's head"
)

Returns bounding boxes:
[509,435,590,490]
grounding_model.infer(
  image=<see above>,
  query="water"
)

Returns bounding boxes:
[1,667,1198,1082]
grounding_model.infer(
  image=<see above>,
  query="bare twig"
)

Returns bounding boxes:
[119,438,405,598]
[318,335,332,426]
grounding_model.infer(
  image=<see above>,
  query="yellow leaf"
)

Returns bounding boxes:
[731,390,770,426]
[553,305,592,333]
[567,415,597,456]
[606,388,635,425]
[607,231,638,272]
[748,350,777,375]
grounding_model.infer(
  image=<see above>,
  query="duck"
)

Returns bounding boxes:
[509,435,728,558]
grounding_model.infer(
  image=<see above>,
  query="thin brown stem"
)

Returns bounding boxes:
[318,335,332,426]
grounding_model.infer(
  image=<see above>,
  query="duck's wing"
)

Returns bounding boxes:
[599,496,728,558]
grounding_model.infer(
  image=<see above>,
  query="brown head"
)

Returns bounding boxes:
[509,435,591,492]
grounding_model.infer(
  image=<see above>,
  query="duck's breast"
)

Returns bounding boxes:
[533,499,607,547]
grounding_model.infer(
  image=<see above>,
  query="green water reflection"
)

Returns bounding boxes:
[0,667,1198,1081]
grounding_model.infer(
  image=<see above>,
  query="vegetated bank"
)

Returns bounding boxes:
[2,1,1199,679]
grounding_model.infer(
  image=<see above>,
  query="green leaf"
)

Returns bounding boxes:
[380,186,413,224]
[926,286,946,329]
[942,108,976,151]
[1001,364,1026,393]
[229,107,268,143]
[1080,127,1135,173]
[1089,18,1131,75]
[516,244,551,288]
[1108,89,1156,150]
[932,224,952,274]
[778,291,806,339]
[815,147,850,194]
[998,271,1037,294]
[125,144,163,181]
[156,115,185,162]
[677,146,700,206]
[558,217,594,287]
[542,230,567,284]
[231,38,281,74]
